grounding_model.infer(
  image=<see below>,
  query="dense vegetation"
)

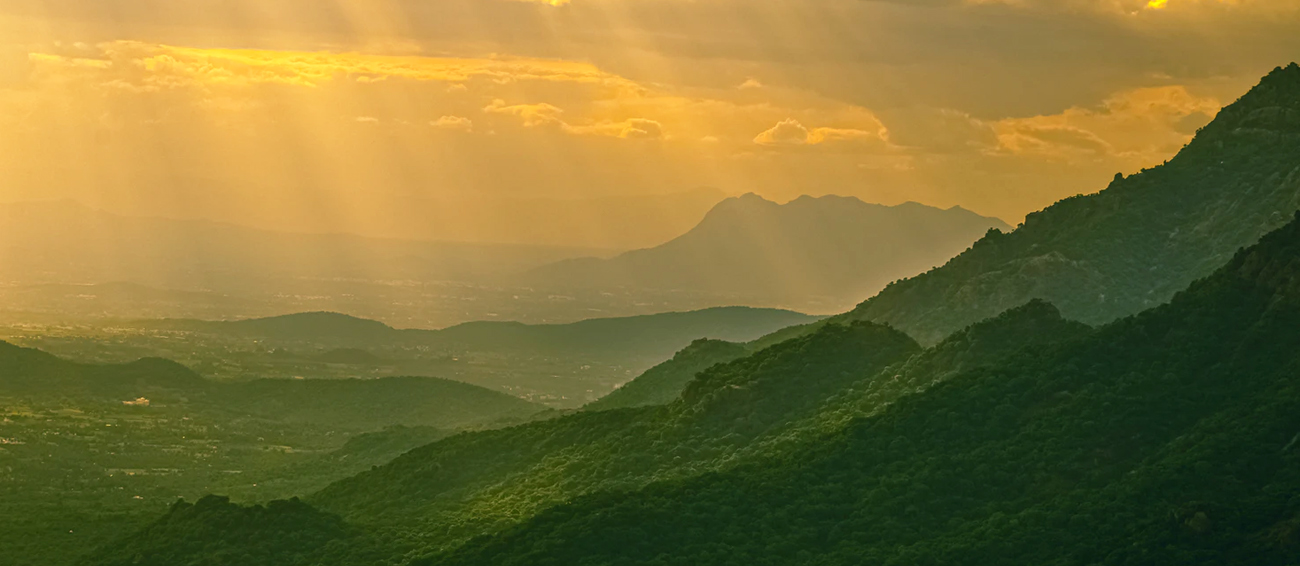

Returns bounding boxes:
[76,214,1300,566]
[583,339,749,410]
[121,306,818,406]
[0,343,542,429]
[432,211,1300,566]
[83,496,371,566]
[55,63,1300,566]
[74,290,1096,565]
[0,346,541,565]
[749,63,1300,345]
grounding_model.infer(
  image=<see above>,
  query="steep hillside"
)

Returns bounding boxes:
[309,321,919,523]
[583,339,748,411]
[436,211,1300,566]
[823,63,1300,344]
[526,194,1008,306]
[84,212,1300,566]
[75,297,1094,565]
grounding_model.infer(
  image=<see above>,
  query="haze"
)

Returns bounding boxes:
[3,0,1297,248]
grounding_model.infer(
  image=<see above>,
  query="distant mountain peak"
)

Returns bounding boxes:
[525,193,1011,306]
[709,192,781,212]
[253,311,391,326]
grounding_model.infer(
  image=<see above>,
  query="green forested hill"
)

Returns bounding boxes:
[0,343,543,430]
[583,338,749,410]
[81,207,1300,566]
[127,306,820,406]
[0,345,544,566]
[436,211,1300,566]
[71,64,1300,566]
[76,291,1096,566]
[764,63,1300,345]
[307,321,920,533]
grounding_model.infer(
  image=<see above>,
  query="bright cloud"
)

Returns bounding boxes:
[483,99,566,127]
[432,115,474,131]
[754,119,886,148]
[994,86,1220,160]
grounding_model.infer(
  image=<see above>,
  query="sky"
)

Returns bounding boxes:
[0,0,1297,248]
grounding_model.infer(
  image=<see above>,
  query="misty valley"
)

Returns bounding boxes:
[2,2,1300,564]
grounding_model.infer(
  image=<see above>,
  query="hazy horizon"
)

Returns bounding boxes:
[4,0,1297,249]
[3,3,1300,565]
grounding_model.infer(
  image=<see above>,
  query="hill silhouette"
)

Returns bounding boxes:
[76,208,1300,565]
[427,209,1300,566]
[785,63,1300,344]
[525,194,1008,307]
[145,306,819,356]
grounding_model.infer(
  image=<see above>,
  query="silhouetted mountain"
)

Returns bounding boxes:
[811,63,1300,344]
[80,211,1300,566]
[433,307,819,356]
[525,194,1009,307]
[145,307,819,357]
[147,312,395,342]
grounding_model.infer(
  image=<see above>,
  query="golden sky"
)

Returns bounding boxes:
[0,0,1296,247]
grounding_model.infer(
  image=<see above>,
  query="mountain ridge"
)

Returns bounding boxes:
[426,202,1300,566]
[753,63,1300,345]
[75,208,1300,565]
[524,193,1010,308]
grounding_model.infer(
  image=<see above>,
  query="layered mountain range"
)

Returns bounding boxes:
[54,63,1300,566]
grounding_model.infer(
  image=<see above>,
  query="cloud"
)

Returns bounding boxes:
[754,118,885,148]
[432,115,474,131]
[26,42,641,94]
[482,98,661,139]
[754,118,813,145]
[566,118,664,139]
[807,127,880,144]
[997,124,1112,156]
[881,107,1000,153]
[993,85,1220,160]
[611,118,664,139]
[483,99,565,127]
[738,78,764,90]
